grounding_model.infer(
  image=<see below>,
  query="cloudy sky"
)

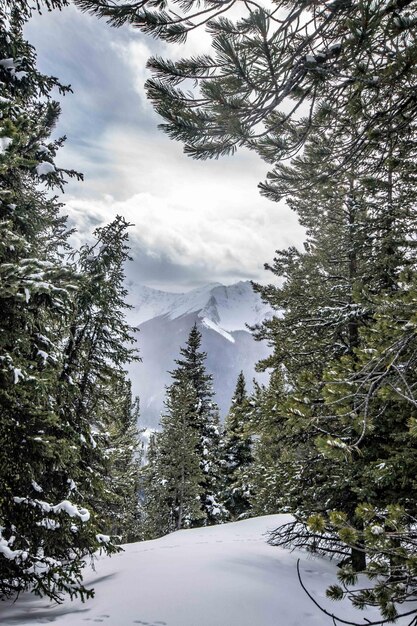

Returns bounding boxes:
[26,4,304,292]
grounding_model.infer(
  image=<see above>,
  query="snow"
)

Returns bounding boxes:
[13,498,90,522]
[36,162,55,176]
[31,480,43,493]
[129,283,218,325]
[0,136,12,154]
[201,316,235,343]
[37,349,49,364]
[0,515,401,626]
[0,58,26,81]
[14,71,27,81]
[0,58,16,70]
[37,518,61,530]
[0,536,27,561]
[13,368,23,384]
[67,479,77,492]
[37,145,51,155]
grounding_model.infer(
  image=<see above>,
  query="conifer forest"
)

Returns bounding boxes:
[1,1,417,625]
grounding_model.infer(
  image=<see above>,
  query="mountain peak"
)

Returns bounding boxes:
[129,281,272,332]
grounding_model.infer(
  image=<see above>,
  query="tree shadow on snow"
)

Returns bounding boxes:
[0,573,117,625]
[1,606,90,624]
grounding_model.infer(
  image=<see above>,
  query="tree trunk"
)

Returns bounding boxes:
[177,448,185,531]
[351,543,366,571]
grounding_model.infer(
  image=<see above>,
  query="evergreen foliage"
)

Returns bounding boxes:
[72,0,417,621]
[142,325,226,538]
[170,324,226,525]
[253,125,417,620]
[246,372,289,518]
[0,2,141,601]
[76,0,417,170]
[99,384,142,543]
[73,1,417,618]
[59,216,141,542]
[221,372,253,519]
[0,1,92,601]
[4,0,417,622]
[142,376,205,537]
[140,432,171,540]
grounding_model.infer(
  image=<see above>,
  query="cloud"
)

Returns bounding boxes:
[26,5,305,291]
[110,39,154,110]
[64,124,304,290]
[25,5,156,135]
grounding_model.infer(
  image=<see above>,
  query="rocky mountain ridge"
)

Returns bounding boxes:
[127,281,273,427]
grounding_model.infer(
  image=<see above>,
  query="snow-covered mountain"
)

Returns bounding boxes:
[129,281,273,338]
[127,281,273,427]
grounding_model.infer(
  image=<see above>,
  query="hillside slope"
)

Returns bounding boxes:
[0,516,395,626]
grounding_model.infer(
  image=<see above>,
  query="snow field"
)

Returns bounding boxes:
[0,515,408,626]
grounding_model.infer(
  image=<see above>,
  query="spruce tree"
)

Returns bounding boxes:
[0,0,108,601]
[97,383,142,543]
[222,372,253,519]
[0,3,140,600]
[140,432,172,539]
[170,324,226,524]
[141,375,206,537]
[59,216,140,542]
[11,0,417,620]
[247,371,290,518]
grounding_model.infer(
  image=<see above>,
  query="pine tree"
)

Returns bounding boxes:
[0,3,140,601]
[250,155,369,564]
[59,216,140,541]
[77,0,417,169]
[141,376,205,537]
[98,382,143,543]
[11,0,417,619]
[247,371,290,518]
[0,0,106,601]
[253,124,417,620]
[222,372,253,519]
[310,277,417,620]
[170,324,226,524]
[140,432,172,539]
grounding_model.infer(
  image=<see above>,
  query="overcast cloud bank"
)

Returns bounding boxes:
[26,5,304,290]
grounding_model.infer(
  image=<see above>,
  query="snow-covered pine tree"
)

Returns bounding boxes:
[255,120,417,620]
[221,372,253,519]
[170,324,226,524]
[246,371,290,518]
[140,432,172,539]
[307,283,417,620]
[59,216,140,542]
[0,3,141,601]
[144,375,205,536]
[98,382,142,543]
[252,158,368,565]
[0,0,110,602]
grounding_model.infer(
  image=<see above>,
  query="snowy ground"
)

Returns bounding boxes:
[0,515,410,626]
